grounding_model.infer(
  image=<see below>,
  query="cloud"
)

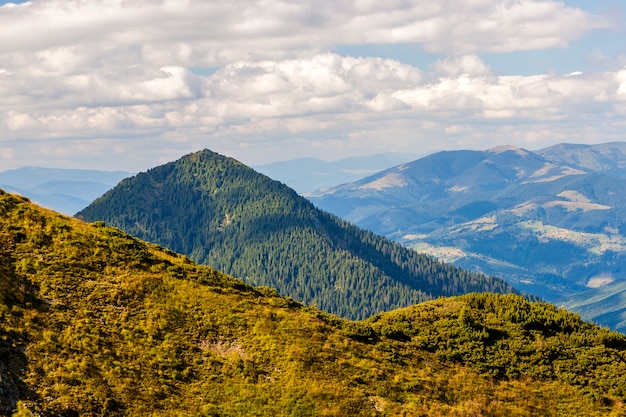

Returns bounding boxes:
[432,55,493,77]
[200,54,423,118]
[2,50,626,164]
[393,62,626,118]
[0,0,623,170]
[617,68,626,99]
[0,1,614,114]
[5,111,37,131]
[0,0,613,62]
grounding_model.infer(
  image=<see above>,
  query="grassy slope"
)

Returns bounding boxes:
[1,189,626,416]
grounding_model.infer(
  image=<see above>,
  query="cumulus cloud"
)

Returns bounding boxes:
[4,53,624,139]
[0,0,611,60]
[432,55,493,77]
[0,0,623,169]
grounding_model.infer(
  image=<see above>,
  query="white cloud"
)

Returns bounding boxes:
[432,55,493,77]
[616,68,626,99]
[0,0,612,61]
[392,67,626,122]
[0,0,623,170]
[192,54,423,121]
[0,146,14,159]
[2,52,626,167]
[5,111,37,131]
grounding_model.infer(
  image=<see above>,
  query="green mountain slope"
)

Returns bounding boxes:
[3,189,626,416]
[76,149,515,320]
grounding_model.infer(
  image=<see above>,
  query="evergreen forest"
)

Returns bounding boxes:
[77,149,515,319]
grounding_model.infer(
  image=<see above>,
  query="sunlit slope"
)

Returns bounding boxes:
[2,189,626,416]
[77,149,515,320]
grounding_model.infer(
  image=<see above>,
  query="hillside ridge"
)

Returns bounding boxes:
[2,188,626,415]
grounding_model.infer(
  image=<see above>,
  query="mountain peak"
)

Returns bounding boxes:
[537,142,626,175]
[77,149,515,320]
[487,145,529,156]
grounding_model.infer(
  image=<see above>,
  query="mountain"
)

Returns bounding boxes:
[253,152,420,194]
[0,167,132,215]
[3,188,626,416]
[562,278,626,331]
[308,144,626,330]
[537,142,626,179]
[76,149,515,320]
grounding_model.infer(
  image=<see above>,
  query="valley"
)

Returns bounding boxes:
[309,143,626,331]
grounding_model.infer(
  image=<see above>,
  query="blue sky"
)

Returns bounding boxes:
[0,0,625,171]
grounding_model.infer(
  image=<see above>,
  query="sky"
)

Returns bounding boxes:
[0,0,625,172]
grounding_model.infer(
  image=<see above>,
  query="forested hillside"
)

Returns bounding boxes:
[2,189,626,416]
[77,149,515,319]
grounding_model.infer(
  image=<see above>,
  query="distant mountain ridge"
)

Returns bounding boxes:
[0,153,414,214]
[308,142,626,331]
[253,152,420,194]
[537,142,626,178]
[77,149,515,320]
[0,166,132,215]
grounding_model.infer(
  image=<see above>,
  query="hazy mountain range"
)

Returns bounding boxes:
[253,152,421,194]
[0,153,413,214]
[0,167,132,215]
[308,142,626,330]
[537,142,626,178]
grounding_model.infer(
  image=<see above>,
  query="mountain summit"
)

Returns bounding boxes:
[77,149,514,319]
